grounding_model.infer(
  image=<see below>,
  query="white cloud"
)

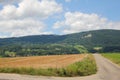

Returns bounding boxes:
[53,12,120,34]
[0,19,46,37]
[0,0,62,19]
[0,0,62,37]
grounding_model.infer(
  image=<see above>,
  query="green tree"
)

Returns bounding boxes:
[5,51,16,57]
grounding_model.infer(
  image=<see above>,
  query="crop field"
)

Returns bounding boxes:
[0,54,86,69]
[0,54,97,76]
[102,53,120,66]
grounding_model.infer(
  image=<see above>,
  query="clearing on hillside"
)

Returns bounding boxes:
[0,54,86,68]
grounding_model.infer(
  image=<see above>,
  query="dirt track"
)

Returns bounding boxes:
[0,54,120,80]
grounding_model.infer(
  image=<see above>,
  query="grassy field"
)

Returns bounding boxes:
[0,54,97,76]
[102,53,120,66]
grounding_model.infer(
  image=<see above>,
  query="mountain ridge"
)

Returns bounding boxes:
[0,29,120,56]
[0,29,120,46]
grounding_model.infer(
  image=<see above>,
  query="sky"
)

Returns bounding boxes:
[0,0,120,38]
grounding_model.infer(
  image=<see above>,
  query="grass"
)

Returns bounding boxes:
[62,54,97,76]
[102,53,120,66]
[0,54,97,77]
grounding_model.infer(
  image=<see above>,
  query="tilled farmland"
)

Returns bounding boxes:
[0,54,86,68]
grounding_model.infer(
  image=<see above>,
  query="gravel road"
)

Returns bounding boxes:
[0,54,120,80]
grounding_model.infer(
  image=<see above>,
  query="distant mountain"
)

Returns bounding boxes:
[0,35,66,45]
[0,29,120,53]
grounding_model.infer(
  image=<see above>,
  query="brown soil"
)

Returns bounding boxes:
[0,54,86,68]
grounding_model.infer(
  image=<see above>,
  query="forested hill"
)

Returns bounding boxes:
[61,29,120,50]
[0,29,120,47]
[0,35,67,45]
[0,29,120,57]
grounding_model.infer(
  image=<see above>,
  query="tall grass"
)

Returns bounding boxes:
[102,53,120,66]
[0,54,97,77]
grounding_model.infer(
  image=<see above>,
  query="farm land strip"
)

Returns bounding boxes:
[0,54,86,68]
[0,54,97,76]
[102,53,120,66]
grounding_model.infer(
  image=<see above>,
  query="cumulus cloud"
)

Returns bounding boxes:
[0,0,62,19]
[53,12,120,34]
[0,19,46,37]
[0,0,62,37]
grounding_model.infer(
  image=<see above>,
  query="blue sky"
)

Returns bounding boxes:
[0,0,120,38]
[60,0,120,21]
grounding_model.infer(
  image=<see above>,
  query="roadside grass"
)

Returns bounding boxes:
[102,53,120,66]
[0,54,97,77]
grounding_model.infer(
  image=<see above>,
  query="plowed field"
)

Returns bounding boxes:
[0,54,86,68]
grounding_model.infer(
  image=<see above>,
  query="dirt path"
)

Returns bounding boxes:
[0,54,120,80]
